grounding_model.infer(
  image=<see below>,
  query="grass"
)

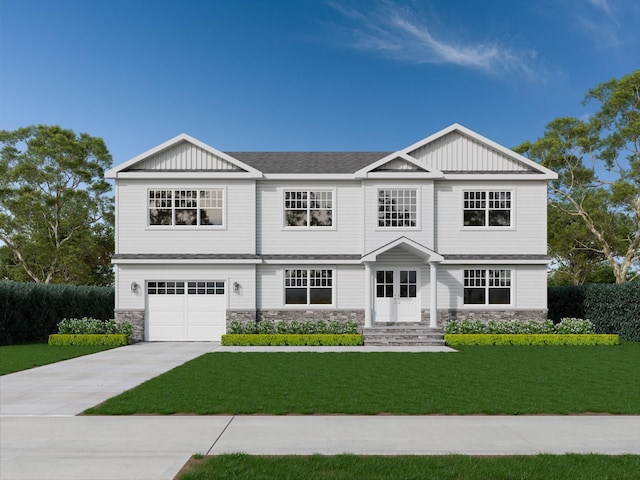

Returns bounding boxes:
[0,343,117,375]
[85,343,640,415]
[176,454,640,480]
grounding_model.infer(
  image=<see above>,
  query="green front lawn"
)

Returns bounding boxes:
[0,343,117,375]
[85,343,640,415]
[177,454,640,480]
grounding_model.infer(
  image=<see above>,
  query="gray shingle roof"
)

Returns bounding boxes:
[226,152,391,174]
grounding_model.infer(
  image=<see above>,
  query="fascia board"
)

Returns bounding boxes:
[441,259,551,265]
[112,171,263,180]
[441,173,556,181]
[111,258,262,265]
[261,258,362,264]
[261,174,355,180]
[364,172,442,179]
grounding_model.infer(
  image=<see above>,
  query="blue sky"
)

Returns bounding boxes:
[1,0,638,166]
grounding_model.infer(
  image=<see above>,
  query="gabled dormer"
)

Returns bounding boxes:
[105,133,263,180]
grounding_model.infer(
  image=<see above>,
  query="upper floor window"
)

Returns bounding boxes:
[463,191,511,227]
[378,189,417,228]
[463,269,511,305]
[149,189,223,226]
[284,190,333,227]
[284,269,333,305]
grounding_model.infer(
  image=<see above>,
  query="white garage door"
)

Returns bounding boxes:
[147,281,226,341]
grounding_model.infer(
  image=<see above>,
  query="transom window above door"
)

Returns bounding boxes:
[463,191,512,227]
[148,189,224,226]
[378,189,417,228]
[284,190,333,227]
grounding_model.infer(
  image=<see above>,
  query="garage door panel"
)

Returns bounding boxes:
[147,280,226,341]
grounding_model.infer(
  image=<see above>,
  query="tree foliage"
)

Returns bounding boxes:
[516,71,640,283]
[0,125,114,285]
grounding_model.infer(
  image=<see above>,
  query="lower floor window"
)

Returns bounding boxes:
[284,269,333,305]
[463,269,511,305]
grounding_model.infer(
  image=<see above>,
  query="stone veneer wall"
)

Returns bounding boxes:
[421,309,548,328]
[227,310,365,333]
[115,309,145,343]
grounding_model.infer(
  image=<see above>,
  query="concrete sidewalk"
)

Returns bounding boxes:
[1,415,639,480]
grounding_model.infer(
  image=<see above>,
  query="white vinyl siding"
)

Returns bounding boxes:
[364,181,434,254]
[257,181,361,254]
[115,264,255,311]
[117,179,255,254]
[257,265,363,309]
[435,181,547,255]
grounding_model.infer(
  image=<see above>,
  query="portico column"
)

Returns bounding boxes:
[364,262,372,328]
[429,261,439,328]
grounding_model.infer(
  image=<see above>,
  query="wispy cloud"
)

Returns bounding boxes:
[327,1,542,79]
[574,0,636,48]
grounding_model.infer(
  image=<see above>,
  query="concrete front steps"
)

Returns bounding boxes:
[363,325,445,346]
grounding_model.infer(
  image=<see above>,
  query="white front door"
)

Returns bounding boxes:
[374,269,419,322]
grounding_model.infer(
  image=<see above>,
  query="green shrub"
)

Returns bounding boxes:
[0,281,114,345]
[445,319,554,334]
[555,318,594,334]
[221,334,364,346]
[549,283,640,341]
[229,319,359,335]
[445,334,620,346]
[48,334,129,346]
[57,318,132,335]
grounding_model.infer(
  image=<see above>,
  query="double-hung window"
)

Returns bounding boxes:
[378,189,417,228]
[284,269,333,305]
[149,189,223,226]
[284,190,333,227]
[463,269,511,305]
[463,191,512,227]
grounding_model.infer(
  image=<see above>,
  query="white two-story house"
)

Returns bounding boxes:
[106,124,557,343]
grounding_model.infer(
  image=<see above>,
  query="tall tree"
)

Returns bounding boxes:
[0,125,114,285]
[516,71,640,283]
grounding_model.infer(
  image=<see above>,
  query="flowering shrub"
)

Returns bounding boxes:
[57,318,133,336]
[445,319,554,334]
[228,319,359,335]
[555,318,594,334]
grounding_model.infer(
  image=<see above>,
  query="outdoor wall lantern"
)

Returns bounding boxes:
[131,282,140,294]
[233,281,241,294]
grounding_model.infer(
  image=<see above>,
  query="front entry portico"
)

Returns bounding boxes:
[363,237,444,329]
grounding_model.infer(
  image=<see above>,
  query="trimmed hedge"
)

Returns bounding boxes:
[0,281,114,345]
[48,334,128,346]
[221,334,364,346]
[548,283,640,341]
[445,334,620,346]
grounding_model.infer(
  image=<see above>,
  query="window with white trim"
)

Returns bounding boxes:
[463,191,511,227]
[149,189,223,226]
[464,269,511,305]
[284,190,333,227]
[284,269,333,305]
[378,189,417,227]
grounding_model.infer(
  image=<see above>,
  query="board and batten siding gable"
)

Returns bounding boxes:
[434,180,548,255]
[256,181,362,255]
[408,131,532,172]
[131,141,243,171]
[116,179,256,254]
